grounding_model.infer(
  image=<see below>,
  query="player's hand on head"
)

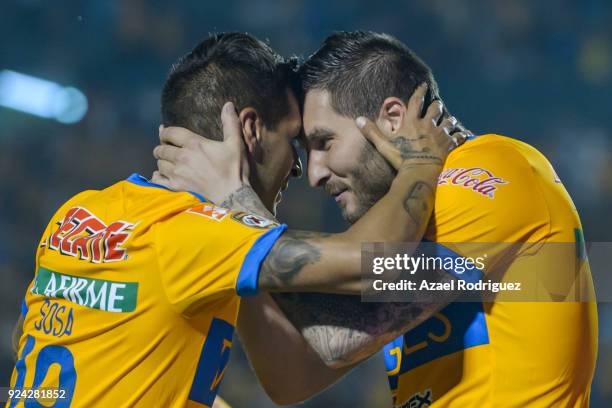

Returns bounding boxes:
[447,120,473,142]
[355,83,467,172]
[152,102,250,204]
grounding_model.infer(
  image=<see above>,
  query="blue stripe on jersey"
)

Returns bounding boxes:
[384,335,404,391]
[189,318,235,406]
[126,173,207,202]
[21,298,28,318]
[236,224,287,297]
[421,241,484,284]
[384,302,489,378]
[383,240,488,385]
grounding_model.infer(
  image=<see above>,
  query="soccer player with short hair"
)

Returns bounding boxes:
[157,31,597,407]
[7,32,462,408]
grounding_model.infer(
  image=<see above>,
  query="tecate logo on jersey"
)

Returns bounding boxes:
[438,167,508,198]
[46,206,134,263]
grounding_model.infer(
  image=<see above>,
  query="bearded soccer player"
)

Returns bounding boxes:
[7,32,463,408]
[156,32,598,407]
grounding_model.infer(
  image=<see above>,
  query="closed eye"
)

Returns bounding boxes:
[320,137,332,151]
[306,128,335,151]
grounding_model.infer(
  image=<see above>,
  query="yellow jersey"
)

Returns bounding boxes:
[384,135,598,407]
[8,174,286,408]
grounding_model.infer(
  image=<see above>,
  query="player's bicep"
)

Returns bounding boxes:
[257,230,363,294]
[237,293,353,404]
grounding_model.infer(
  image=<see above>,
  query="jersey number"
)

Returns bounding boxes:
[9,335,76,408]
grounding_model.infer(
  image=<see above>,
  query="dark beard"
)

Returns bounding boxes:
[343,140,395,224]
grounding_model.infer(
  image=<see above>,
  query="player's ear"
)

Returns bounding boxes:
[239,107,263,161]
[376,97,406,135]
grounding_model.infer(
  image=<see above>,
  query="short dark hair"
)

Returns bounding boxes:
[299,31,442,119]
[161,32,299,140]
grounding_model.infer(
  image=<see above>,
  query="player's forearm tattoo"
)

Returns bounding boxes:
[220,185,277,221]
[272,268,455,366]
[403,181,434,226]
[392,135,444,164]
[259,231,330,289]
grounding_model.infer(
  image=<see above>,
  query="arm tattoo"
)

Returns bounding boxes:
[271,267,455,366]
[220,185,277,221]
[221,188,333,291]
[258,231,330,290]
[403,181,434,226]
[392,135,443,164]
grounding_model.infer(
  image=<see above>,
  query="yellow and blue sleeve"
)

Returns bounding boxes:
[156,207,286,314]
[235,224,287,296]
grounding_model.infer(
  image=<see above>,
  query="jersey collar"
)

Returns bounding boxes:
[126,173,207,202]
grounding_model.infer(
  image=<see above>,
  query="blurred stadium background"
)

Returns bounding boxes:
[1,0,611,406]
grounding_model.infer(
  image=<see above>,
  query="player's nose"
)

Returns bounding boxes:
[307,150,331,188]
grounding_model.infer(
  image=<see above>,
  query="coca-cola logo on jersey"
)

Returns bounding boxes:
[438,167,508,198]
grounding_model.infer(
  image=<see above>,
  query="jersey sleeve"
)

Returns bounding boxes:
[426,136,553,277]
[155,204,286,314]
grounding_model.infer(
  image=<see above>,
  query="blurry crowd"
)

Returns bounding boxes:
[1,0,611,406]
